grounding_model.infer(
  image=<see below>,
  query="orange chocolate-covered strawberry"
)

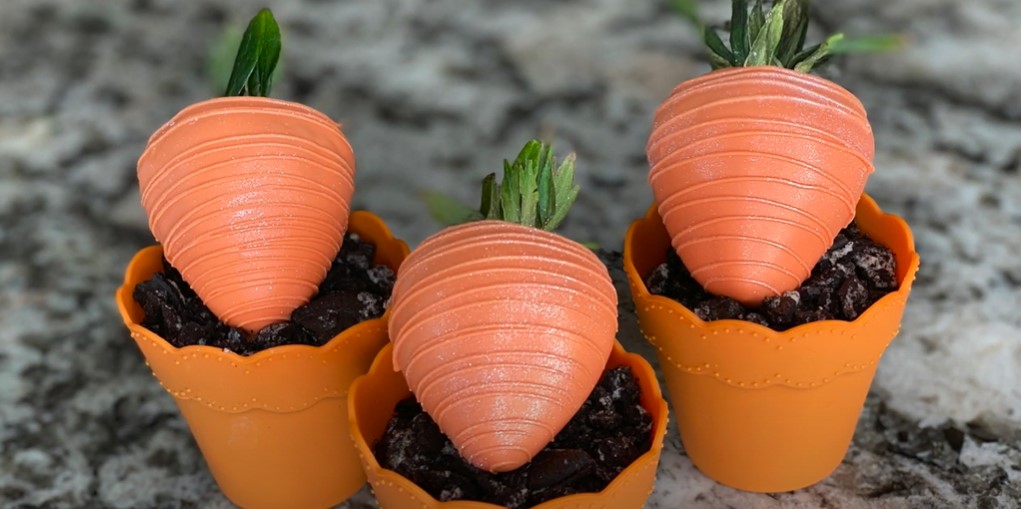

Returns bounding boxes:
[647,0,891,306]
[388,140,617,472]
[137,10,355,332]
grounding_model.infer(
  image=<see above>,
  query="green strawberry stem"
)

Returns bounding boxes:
[423,139,580,231]
[224,8,281,97]
[699,0,901,72]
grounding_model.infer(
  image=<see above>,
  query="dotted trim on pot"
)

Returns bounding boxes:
[130,320,389,413]
[631,284,907,389]
[622,194,920,390]
[117,210,410,414]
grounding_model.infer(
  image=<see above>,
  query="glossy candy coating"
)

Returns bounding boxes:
[647,66,874,306]
[388,220,617,472]
[138,96,356,331]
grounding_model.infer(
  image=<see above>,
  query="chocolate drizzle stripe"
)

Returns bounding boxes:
[137,97,357,331]
[649,149,864,209]
[388,220,617,472]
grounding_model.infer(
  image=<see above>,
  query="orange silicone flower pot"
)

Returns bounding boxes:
[387,220,618,473]
[115,211,408,509]
[349,341,669,509]
[623,194,919,493]
[647,66,875,306]
[137,96,357,332]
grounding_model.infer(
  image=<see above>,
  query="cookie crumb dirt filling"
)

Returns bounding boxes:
[133,233,394,354]
[645,223,898,331]
[374,366,653,509]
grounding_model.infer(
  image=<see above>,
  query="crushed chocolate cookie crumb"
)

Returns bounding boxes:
[374,366,652,508]
[133,234,395,355]
[645,223,898,330]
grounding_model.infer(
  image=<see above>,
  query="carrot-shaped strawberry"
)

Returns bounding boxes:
[137,9,356,332]
[388,140,617,473]
[648,0,896,306]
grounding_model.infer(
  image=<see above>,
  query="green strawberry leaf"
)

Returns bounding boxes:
[224,8,281,97]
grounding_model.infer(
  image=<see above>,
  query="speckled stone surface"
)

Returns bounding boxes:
[1,0,1019,508]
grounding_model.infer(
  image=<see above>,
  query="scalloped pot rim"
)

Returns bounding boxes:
[626,193,919,337]
[115,210,410,412]
[120,295,384,366]
[348,341,670,509]
[623,193,920,388]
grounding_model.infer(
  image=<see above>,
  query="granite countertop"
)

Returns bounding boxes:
[2,0,1019,507]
